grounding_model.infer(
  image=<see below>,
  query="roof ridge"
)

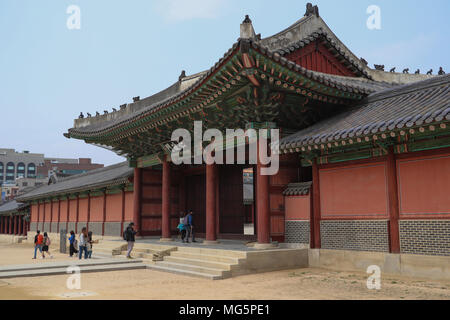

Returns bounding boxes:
[50,161,128,184]
[366,74,450,103]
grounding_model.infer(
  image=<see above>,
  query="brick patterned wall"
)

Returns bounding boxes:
[77,222,88,234]
[104,222,122,237]
[400,220,450,256]
[43,222,50,233]
[30,222,37,232]
[67,222,76,233]
[89,222,102,236]
[285,221,310,244]
[321,220,389,252]
[51,222,58,233]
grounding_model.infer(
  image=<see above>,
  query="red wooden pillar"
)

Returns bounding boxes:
[37,202,40,231]
[161,157,172,241]
[311,159,322,249]
[57,199,61,233]
[215,165,220,237]
[0,216,3,234]
[49,199,53,233]
[9,216,12,234]
[86,193,91,232]
[22,216,27,236]
[102,190,107,236]
[14,216,18,235]
[66,197,70,232]
[75,194,80,234]
[387,147,401,253]
[256,152,270,245]
[132,168,142,235]
[205,163,218,243]
[19,215,23,236]
[120,187,126,237]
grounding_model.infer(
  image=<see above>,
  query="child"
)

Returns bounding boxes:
[177,212,187,243]
[42,232,53,259]
[87,231,99,259]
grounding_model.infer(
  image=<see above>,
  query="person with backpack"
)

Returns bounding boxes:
[78,227,89,260]
[41,232,53,259]
[68,231,78,257]
[32,230,43,259]
[123,222,137,259]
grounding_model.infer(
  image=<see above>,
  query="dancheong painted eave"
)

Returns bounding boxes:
[65,39,392,141]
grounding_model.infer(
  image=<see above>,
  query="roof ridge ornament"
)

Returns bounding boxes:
[240,14,257,40]
[179,70,186,82]
[304,3,319,18]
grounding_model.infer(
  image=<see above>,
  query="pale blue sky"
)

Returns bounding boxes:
[1,0,449,165]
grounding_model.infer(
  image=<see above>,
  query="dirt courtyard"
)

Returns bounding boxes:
[0,243,449,300]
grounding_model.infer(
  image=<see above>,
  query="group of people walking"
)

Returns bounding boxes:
[32,227,98,260]
[32,230,53,259]
[177,210,196,243]
[69,227,98,259]
[32,215,195,261]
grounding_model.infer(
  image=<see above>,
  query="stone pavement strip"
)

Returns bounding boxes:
[0,258,146,279]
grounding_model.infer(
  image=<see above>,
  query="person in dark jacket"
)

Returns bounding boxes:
[186,210,197,243]
[124,222,137,258]
[68,231,78,257]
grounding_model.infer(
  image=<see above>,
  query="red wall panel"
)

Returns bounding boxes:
[124,192,134,221]
[285,195,311,221]
[90,196,104,222]
[398,154,450,217]
[68,199,77,222]
[78,198,89,222]
[105,193,122,222]
[319,162,389,219]
[51,201,59,222]
[59,200,68,222]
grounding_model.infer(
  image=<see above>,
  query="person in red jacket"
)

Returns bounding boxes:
[33,230,44,259]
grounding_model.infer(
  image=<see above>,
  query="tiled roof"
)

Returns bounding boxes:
[259,14,370,78]
[0,200,28,216]
[16,162,133,202]
[277,74,450,151]
[283,182,312,196]
[67,38,394,138]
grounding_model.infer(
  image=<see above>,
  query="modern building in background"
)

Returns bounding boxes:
[0,148,104,200]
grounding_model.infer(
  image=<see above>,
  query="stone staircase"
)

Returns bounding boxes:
[92,240,308,280]
[0,258,147,279]
[148,246,247,280]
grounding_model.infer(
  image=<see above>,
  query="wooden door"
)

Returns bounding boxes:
[219,166,245,234]
[185,174,206,234]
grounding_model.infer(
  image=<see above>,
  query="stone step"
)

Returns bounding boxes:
[164,256,238,271]
[170,251,242,264]
[176,246,247,258]
[147,264,225,280]
[155,261,229,277]
[0,262,146,279]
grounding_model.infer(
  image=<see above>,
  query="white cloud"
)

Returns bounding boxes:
[154,0,227,23]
